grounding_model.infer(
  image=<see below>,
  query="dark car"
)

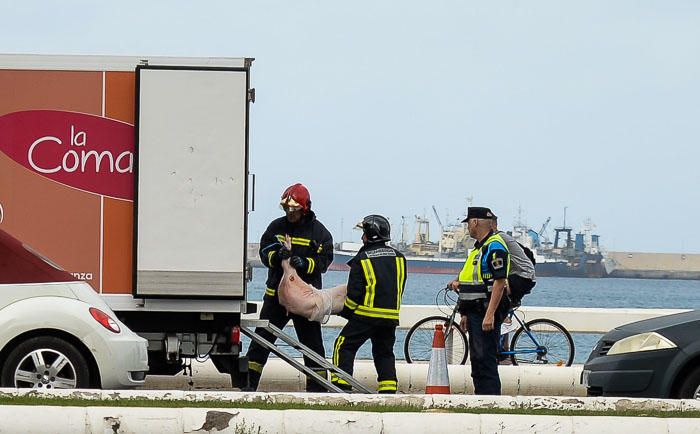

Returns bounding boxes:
[582,309,700,399]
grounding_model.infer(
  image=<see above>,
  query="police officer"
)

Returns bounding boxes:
[332,215,407,393]
[449,206,510,395]
[245,183,333,392]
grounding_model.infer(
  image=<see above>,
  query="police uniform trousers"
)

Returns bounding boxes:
[331,319,398,393]
[465,300,507,395]
[246,294,327,392]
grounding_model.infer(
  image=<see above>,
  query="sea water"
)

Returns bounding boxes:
[245,270,700,364]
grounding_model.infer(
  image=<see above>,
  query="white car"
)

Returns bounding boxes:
[0,229,149,389]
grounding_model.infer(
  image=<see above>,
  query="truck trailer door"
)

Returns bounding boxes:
[134,65,249,299]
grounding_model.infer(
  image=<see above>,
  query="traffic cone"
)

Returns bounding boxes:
[425,324,451,394]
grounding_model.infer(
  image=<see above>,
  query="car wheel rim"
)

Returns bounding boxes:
[694,384,700,400]
[14,348,78,389]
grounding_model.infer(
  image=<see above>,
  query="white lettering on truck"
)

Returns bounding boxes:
[27,125,133,175]
[70,272,94,281]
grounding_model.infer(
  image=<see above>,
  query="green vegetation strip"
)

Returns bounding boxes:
[0,396,698,418]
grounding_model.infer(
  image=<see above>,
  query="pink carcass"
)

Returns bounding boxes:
[277,237,347,323]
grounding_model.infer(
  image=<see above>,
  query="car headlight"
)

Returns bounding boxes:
[607,332,677,355]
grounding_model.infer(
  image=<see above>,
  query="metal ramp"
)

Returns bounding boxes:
[241,319,373,393]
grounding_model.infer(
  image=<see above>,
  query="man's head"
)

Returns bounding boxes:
[461,206,496,240]
[356,214,391,245]
[280,183,311,223]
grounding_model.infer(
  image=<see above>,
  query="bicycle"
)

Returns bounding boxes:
[403,286,575,366]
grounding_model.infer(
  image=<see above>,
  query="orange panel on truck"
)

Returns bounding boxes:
[0,70,102,117]
[0,68,135,294]
[102,197,133,294]
[105,71,135,124]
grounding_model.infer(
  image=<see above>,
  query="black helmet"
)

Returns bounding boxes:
[358,214,391,243]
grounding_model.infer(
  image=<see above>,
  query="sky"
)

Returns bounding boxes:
[1,1,699,253]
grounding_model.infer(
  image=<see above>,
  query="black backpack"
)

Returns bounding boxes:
[517,242,537,266]
[509,242,537,307]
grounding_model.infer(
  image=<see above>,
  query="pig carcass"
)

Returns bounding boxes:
[277,237,347,323]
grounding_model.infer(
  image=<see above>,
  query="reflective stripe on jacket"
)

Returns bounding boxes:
[343,243,407,326]
[258,211,333,293]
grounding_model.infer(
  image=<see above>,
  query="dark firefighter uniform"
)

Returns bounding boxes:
[332,242,407,393]
[458,230,510,395]
[246,211,333,392]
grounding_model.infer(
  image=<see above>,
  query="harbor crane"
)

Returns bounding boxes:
[538,216,552,248]
[414,215,430,243]
[538,217,551,238]
[431,205,444,233]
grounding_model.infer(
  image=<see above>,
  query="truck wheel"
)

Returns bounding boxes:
[0,336,90,389]
[678,365,700,399]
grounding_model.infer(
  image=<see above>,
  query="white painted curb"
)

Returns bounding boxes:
[245,303,689,333]
[3,388,699,412]
[145,359,587,396]
[0,397,698,434]
[1,389,699,433]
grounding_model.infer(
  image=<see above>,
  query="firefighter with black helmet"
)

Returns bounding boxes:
[244,183,333,392]
[331,214,407,393]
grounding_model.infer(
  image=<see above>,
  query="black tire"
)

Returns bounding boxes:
[0,336,91,389]
[509,318,574,366]
[404,316,469,365]
[677,365,700,399]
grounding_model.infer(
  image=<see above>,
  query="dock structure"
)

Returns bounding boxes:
[607,251,700,279]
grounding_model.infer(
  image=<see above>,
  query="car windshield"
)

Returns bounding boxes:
[0,229,76,284]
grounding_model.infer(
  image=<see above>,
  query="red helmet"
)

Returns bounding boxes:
[280,183,311,213]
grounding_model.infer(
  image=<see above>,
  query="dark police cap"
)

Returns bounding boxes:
[461,207,496,222]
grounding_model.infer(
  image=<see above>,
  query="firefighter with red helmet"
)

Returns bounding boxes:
[331,214,407,393]
[244,183,333,392]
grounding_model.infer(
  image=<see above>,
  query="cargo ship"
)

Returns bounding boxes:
[330,241,465,274]
[510,218,608,278]
[250,210,700,279]
[330,211,609,278]
[329,241,591,277]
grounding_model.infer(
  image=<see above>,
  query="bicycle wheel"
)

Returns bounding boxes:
[509,318,574,366]
[404,316,469,365]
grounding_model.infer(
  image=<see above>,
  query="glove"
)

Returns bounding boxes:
[277,246,292,262]
[309,240,319,253]
[290,256,308,272]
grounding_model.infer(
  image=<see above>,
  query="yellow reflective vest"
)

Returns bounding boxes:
[457,232,510,302]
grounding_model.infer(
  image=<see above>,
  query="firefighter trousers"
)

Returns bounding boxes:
[245,295,327,392]
[331,319,397,393]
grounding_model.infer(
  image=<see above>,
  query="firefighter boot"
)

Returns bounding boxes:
[242,369,261,392]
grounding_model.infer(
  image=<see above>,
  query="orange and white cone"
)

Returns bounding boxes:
[425,324,451,394]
